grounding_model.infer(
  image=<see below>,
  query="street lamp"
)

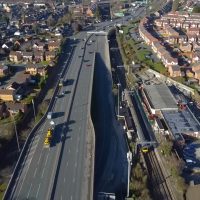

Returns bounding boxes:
[9,111,20,152]
[117,83,121,116]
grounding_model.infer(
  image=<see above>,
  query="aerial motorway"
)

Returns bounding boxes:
[3,5,152,200]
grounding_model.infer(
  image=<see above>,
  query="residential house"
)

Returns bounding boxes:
[162,52,178,67]
[167,36,178,44]
[22,51,33,62]
[45,51,56,61]
[33,51,44,62]
[178,35,188,44]
[154,19,163,27]
[6,102,28,114]
[168,65,181,77]
[33,41,45,51]
[192,52,200,63]
[180,42,192,52]
[48,41,60,51]
[0,89,15,101]
[157,47,168,59]
[151,41,163,53]
[0,64,8,76]
[187,27,200,35]
[187,33,197,43]
[165,25,179,37]
[186,69,194,78]
[192,63,200,72]
[182,21,190,30]
[194,69,200,83]
[193,42,200,52]
[25,63,46,76]
[9,51,22,63]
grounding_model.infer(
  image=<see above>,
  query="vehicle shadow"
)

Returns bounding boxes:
[50,119,77,199]
[53,112,65,119]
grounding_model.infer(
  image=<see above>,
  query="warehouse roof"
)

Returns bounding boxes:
[144,84,178,110]
[162,109,200,136]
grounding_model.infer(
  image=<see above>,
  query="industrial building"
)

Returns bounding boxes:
[162,109,200,141]
[142,83,178,114]
[141,83,200,143]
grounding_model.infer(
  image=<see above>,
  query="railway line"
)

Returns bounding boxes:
[144,150,173,200]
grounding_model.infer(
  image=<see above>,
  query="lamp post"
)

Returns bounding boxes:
[117,83,121,116]
[10,112,20,152]
[32,99,36,122]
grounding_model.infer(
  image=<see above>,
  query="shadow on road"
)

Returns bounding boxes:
[50,119,76,199]
[65,79,74,86]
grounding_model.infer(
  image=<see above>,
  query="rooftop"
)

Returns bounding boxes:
[144,84,178,110]
[162,109,200,137]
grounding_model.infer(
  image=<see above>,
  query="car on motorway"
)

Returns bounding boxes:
[44,137,51,148]
[86,64,91,67]
[61,92,65,96]
[47,112,53,119]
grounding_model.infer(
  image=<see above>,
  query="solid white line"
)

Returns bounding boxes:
[33,167,37,178]
[27,183,32,199]
[36,183,41,198]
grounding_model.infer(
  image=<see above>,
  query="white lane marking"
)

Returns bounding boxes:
[71,195,73,200]
[66,162,68,167]
[73,177,75,183]
[27,183,32,199]
[64,177,66,183]
[41,154,49,178]
[61,195,63,200]
[41,167,45,178]
[75,162,77,168]
[36,183,41,198]
[37,152,42,164]
[68,148,70,153]
[33,167,37,178]
[16,134,41,199]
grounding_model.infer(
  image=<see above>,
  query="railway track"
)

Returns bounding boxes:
[144,150,173,200]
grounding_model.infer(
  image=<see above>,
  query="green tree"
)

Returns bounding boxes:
[193,6,200,13]
[172,0,180,11]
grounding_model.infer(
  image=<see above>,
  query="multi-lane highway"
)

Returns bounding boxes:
[6,31,96,199]
[4,4,152,200]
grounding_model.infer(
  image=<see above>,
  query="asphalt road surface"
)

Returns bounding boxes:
[7,32,93,200]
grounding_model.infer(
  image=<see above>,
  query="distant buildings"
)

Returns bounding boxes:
[139,11,200,83]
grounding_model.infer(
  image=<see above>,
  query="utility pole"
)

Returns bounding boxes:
[32,99,36,122]
[117,83,121,116]
[10,112,20,152]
